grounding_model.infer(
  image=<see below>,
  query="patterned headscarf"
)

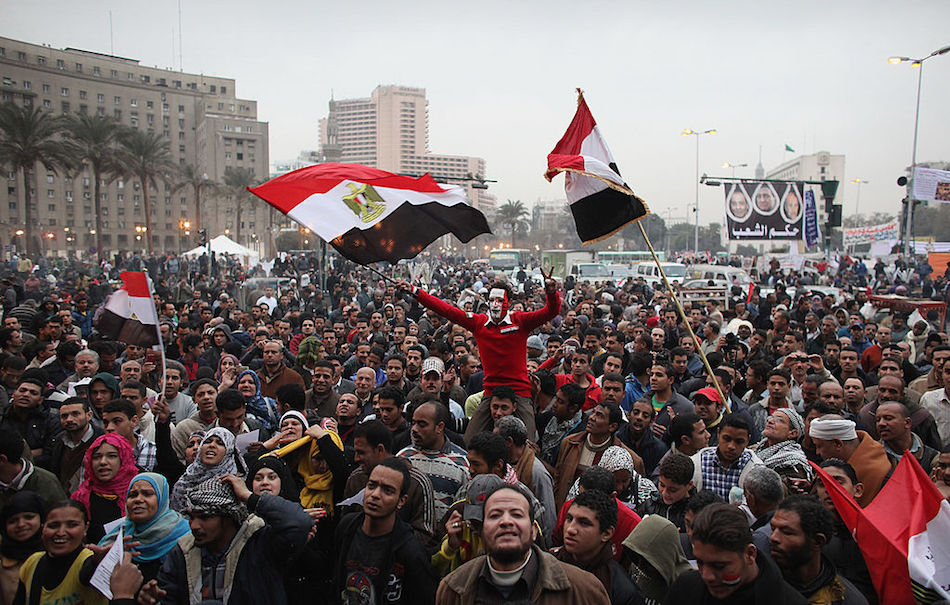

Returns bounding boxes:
[71,433,139,516]
[186,478,248,525]
[215,354,240,383]
[99,473,191,562]
[238,369,279,431]
[170,427,245,511]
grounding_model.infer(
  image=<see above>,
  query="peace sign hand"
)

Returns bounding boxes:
[540,266,557,294]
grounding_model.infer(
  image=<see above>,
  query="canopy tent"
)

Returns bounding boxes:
[183,235,260,266]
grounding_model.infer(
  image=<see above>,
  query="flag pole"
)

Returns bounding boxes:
[144,274,167,407]
[364,264,398,286]
[636,222,730,411]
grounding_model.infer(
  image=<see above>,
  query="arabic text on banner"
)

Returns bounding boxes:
[911,167,950,204]
[724,181,804,241]
[843,220,900,246]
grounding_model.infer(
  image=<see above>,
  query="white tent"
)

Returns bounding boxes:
[183,235,261,266]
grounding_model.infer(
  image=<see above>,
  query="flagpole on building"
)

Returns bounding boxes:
[635,222,730,411]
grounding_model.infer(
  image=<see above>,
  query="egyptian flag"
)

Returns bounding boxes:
[812,454,950,604]
[546,90,649,243]
[249,164,491,264]
[95,271,160,347]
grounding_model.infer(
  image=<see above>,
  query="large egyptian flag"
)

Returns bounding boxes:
[95,271,160,347]
[248,164,491,264]
[812,454,950,604]
[545,90,649,243]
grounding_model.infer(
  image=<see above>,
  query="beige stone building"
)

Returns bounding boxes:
[0,36,272,258]
[318,85,495,216]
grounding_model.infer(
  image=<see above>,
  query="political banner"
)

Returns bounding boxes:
[843,220,900,246]
[803,188,820,247]
[724,181,804,240]
[911,167,950,204]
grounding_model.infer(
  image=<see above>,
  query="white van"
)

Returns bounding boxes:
[632,262,687,287]
[684,264,752,286]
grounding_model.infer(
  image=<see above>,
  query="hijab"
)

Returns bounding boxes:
[215,354,239,382]
[238,369,279,431]
[0,491,45,561]
[170,427,246,511]
[297,430,344,510]
[99,473,191,562]
[71,433,139,516]
[245,456,299,502]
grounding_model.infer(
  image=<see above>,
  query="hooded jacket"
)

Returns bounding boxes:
[621,515,691,603]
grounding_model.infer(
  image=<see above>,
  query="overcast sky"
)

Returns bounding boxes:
[5,0,949,227]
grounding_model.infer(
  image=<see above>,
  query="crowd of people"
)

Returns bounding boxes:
[0,248,946,604]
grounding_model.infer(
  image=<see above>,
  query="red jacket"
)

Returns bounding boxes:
[538,357,602,410]
[415,288,560,398]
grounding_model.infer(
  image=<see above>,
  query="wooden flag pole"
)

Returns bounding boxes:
[364,264,399,286]
[636,222,730,411]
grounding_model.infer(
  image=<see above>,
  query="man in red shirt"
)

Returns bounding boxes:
[396,272,559,440]
[538,348,602,411]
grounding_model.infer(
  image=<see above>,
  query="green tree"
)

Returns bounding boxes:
[64,114,123,260]
[222,166,258,244]
[118,129,175,255]
[172,163,220,234]
[0,103,73,257]
[496,200,529,247]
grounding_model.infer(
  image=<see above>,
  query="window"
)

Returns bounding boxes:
[16,51,26,61]
[178,118,184,128]
[146,100,154,108]
[42,84,50,93]
[141,75,150,83]
[225,152,232,160]
[110,69,118,78]
[48,204,56,211]
[127,72,134,80]
[8,202,15,210]
[47,189,55,198]
[60,102,69,113]
[117,193,124,201]
[65,191,72,201]
[173,81,181,89]
[92,66,101,75]
[114,96,121,105]
[114,109,121,119]
[236,153,243,160]
[97,93,104,102]
[130,98,137,107]
[178,105,185,112]
[79,104,88,114]
[46,175,54,183]
[79,90,87,99]
[22,81,30,90]
[210,85,216,93]
[82,177,90,187]
[56,59,65,69]
[75,63,82,72]
[60,87,69,96]
[221,86,226,94]
[35,55,45,65]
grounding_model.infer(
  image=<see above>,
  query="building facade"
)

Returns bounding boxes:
[318,85,495,216]
[0,36,271,258]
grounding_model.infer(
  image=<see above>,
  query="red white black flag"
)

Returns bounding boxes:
[546,90,649,243]
[248,163,491,264]
[95,271,160,347]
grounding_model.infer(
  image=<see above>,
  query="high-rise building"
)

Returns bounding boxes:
[0,36,271,257]
[318,85,495,216]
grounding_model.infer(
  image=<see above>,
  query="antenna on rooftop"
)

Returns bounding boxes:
[109,10,114,55]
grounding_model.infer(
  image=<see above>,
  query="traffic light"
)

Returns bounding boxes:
[197,229,207,245]
[828,205,843,228]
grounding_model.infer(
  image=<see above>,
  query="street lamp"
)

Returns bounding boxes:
[849,178,869,217]
[682,128,717,252]
[722,162,748,178]
[889,44,950,256]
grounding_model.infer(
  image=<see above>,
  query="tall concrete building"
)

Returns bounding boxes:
[0,36,271,257]
[318,85,495,216]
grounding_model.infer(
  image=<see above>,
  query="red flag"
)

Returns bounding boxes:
[812,455,950,604]
[746,282,755,305]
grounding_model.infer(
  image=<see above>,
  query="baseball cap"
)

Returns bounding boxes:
[462,474,506,522]
[693,387,722,405]
[421,357,444,376]
[849,322,865,330]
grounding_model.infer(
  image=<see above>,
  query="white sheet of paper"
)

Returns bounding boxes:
[235,429,260,454]
[90,525,123,599]
[102,517,123,535]
[338,489,365,507]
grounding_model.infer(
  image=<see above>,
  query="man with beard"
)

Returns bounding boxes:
[770,495,868,604]
[305,360,339,418]
[436,483,608,603]
[45,397,102,491]
[665,503,807,604]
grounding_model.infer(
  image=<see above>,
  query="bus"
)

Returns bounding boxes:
[489,248,531,271]
[597,250,665,264]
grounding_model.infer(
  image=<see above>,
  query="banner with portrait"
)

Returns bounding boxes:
[724,181,804,240]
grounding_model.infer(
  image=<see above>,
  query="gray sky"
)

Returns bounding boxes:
[5,0,950,227]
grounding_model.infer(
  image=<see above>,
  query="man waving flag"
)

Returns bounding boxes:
[545,89,649,243]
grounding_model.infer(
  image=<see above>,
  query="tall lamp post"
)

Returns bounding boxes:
[722,162,748,178]
[682,128,717,252]
[889,44,950,257]
[849,178,869,218]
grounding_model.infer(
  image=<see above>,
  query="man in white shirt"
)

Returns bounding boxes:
[921,362,950,448]
[256,287,278,316]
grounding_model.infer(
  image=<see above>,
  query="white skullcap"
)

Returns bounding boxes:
[809,416,857,441]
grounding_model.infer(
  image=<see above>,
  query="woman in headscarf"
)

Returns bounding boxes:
[0,492,45,605]
[170,427,247,512]
[245,457,299,502]
[13,501,107,605]
[273,423,346,518]
[236,370,280,434]
[214,353,240,388]
[95,473,191,583]
[563,446,658,511]
[71,433,139,544]
[258,411,309,456]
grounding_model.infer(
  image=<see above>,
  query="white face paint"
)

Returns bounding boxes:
[489,288,507,320]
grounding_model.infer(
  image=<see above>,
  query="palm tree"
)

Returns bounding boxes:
[0,103,73,257]
[496,199,529,247]
[172,163,220,233]
[117,129,175,255]
[64,114,123,261]
[222,166,258,244]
